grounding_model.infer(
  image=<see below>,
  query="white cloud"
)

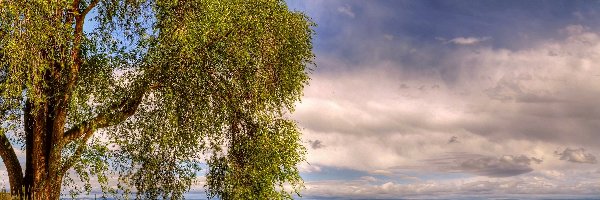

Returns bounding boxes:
[442,36,491,45]
[337,4,355,18]
[384,34,394,41]
[562,24,588,35]
[369,169,393,176]
[302,174,600,198]
[298,163,322,173]
[360,176,377,182]
[573,12,585,21]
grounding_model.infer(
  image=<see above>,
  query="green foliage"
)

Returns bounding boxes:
[0,0,313,199]
[207,116,306,199]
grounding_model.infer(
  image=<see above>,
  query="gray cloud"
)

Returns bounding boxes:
[483,75,565,104]
[427,153,542,177]
[308,140,325,149]
[298,27,600,148]
[287,1,600,198]
[294,29,600,175]
[456,155,537,177]
[555,148,597,164]
[448,136,460,144]
[531,157,543,164]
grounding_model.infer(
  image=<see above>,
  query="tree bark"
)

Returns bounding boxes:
[21,98,67,200]
[24,100,34,199]
[0,131,23,196]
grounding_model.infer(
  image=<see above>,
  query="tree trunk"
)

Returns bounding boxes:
[0,132,23,197]
[19,100,66,200]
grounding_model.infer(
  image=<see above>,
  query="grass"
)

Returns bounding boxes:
[0,192,11,200]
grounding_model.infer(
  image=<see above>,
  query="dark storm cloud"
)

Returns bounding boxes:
[555,148,597,164]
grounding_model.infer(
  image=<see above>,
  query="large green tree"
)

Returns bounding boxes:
[0,0,314,199]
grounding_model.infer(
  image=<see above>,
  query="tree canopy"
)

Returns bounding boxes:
[0,0,314,199]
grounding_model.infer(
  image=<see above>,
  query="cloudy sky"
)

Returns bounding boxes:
[286,0,600,199]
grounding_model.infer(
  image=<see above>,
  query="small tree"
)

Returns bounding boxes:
[0,0,314,199]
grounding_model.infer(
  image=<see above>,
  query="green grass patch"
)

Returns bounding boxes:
[0,192,12,200]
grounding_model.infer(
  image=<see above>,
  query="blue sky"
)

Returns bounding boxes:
[285,0,600,199]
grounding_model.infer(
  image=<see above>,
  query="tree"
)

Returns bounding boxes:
[0,0,314,199]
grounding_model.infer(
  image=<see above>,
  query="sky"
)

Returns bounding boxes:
[2,0,600,199]
[284,0,600,199]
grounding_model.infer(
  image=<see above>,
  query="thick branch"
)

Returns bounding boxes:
[64,0,81,29]
[59,86,147,174]
[81,0,100,17]
[69,0,100,76]
[63,88,146,144]
[59,129,93,176]
[0,132,23,196]
[62,0,100,109]
[53,0,102,145]
[68,9,84,88]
